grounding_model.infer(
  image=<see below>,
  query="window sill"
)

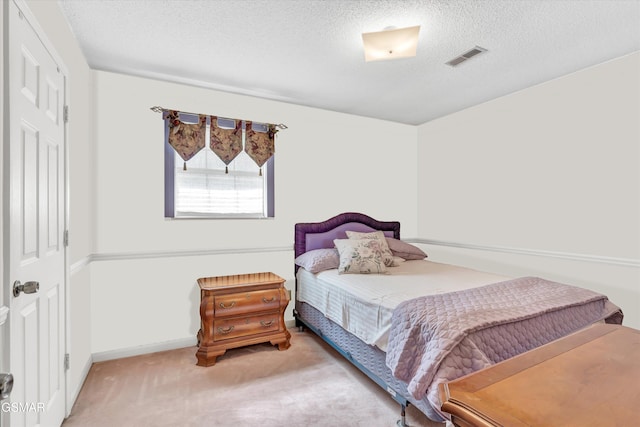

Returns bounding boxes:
[165,215,274,220]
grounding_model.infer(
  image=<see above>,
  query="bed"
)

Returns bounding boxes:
[293,212,623,425]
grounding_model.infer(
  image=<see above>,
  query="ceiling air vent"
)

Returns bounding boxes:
[446,46,487,67]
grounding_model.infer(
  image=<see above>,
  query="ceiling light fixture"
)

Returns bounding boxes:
[362,25,420,62]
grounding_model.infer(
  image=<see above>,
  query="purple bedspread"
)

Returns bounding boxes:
[385,276,622,415]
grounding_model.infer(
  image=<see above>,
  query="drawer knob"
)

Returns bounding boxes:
[219,301,236,309]
[260,319,275,327]
[262,296,276,303]
[217,326,235,335]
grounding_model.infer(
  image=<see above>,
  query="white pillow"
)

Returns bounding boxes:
[345,230,395,267]
[333,238,388,274]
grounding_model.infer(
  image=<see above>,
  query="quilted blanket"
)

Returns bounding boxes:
[385,276,622,415]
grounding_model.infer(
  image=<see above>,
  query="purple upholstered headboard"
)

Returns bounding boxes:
[294,212,401,261]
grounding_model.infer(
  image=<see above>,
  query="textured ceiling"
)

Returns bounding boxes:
[58,0,640,125]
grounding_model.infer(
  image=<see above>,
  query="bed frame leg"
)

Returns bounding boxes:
[396,403,410,427]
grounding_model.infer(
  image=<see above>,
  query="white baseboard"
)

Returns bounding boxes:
[92,337,198,363]
[67,355,93,416]
[285,319,296,329]
[91,322,298,363]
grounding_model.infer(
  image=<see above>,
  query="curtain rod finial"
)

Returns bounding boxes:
[150,106,164,113]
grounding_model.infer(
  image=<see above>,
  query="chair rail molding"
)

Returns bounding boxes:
[70,255,93,276]
[409,238,639,268]
[69,245,292,276]
[91,245,292,262]
[70,241,639,273]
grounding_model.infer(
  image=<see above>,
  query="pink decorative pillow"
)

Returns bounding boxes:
[385,238,427,260]
[295,249,340,273]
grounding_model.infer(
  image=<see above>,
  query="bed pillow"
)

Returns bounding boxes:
[385,237,428,260]
[294,248,340,273]
[345,230,395,267]
[333,238,388,274]
[392,256,406,265]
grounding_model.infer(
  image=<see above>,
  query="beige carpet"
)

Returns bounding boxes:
[63,330,444,427]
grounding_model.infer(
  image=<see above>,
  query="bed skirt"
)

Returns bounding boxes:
[294,300,444,422]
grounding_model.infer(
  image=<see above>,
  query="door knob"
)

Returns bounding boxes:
[13,280,39,297]
[0,373,13,400]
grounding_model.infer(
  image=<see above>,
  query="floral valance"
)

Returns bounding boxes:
[210,117,243,173]
[245,122,278,176]
[152,106,286,173]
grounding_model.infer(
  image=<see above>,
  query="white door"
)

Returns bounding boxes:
[7,1,67,426]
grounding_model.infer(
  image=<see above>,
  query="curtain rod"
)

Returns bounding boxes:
[150,106,288,130]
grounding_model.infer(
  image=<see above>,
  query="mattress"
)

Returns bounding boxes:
[296,259,509,351]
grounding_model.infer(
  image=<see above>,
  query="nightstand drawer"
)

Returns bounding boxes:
[213,313,279,341]
[214,289,280,317]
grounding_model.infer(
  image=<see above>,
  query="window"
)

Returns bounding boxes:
[164,115,275,219]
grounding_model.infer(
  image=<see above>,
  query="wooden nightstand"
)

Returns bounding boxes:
[196,272,291,367]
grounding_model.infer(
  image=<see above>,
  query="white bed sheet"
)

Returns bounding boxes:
[297,260,510,351]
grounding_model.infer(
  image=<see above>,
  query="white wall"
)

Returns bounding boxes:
[417,52,640,329]
[90,70,418,355]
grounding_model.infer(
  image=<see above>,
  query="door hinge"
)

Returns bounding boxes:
[64,354,70,371]
[63,105,69,123]
[63,230,69,247]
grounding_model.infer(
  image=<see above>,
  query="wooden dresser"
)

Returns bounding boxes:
[439,324,640,427]
[196,272,291,367]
